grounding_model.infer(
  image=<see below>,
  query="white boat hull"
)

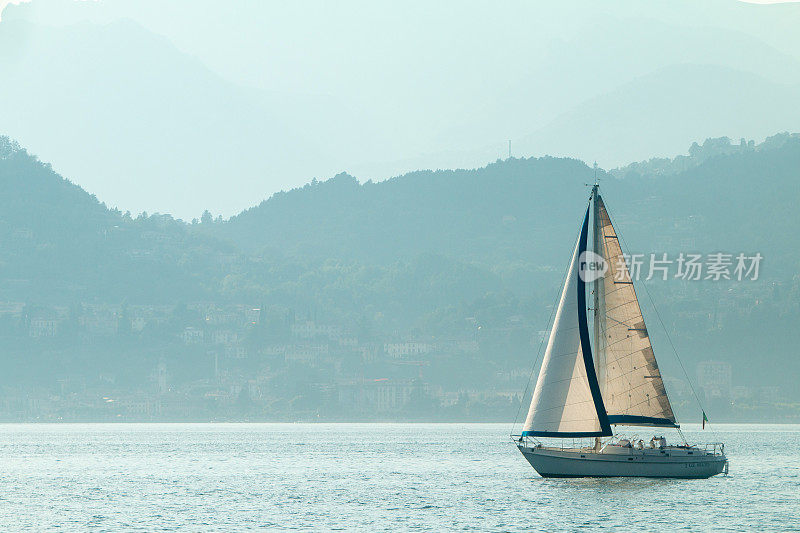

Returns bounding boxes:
[518,444,727,479]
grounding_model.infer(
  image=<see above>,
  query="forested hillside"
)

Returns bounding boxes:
[1,133,798,421]
[0,137,234,303]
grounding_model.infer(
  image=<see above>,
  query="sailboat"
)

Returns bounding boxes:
[513,184,727,478]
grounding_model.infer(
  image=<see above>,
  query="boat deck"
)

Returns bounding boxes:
[531,442,725,458]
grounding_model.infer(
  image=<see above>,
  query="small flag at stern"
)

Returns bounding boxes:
[702,410,709,429]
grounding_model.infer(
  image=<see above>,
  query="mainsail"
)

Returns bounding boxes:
[593,194,677,428]
[522,206,611,437]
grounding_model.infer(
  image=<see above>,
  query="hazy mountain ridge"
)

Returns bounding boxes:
[1,134,799,420]
[0,18,339,217]
[0,136,232,302]
[5,1,800,216]
[612,131,800,177]
[214,133,800,280]
[4,132,799,309]
[515,64,800,165]
[219,157,598,266]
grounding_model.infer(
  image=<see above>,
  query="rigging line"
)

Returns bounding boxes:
[510,209,585,437]
[603,201,708,418]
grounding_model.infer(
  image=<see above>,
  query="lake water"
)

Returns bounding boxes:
[0,423,797,531]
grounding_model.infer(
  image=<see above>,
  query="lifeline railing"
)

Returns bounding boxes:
[511,435,602,451]
[702,442,726,456]
[513,435,726,456]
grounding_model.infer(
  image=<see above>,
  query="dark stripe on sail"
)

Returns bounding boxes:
[577,203,613,437]
[607,415,680,428]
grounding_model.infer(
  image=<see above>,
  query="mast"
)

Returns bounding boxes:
[591,183,602,387]
[591,182,605,446]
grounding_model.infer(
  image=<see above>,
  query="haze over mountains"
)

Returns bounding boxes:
[2,0,800,421]
[3,0,800,217]
[0,18,339,217]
